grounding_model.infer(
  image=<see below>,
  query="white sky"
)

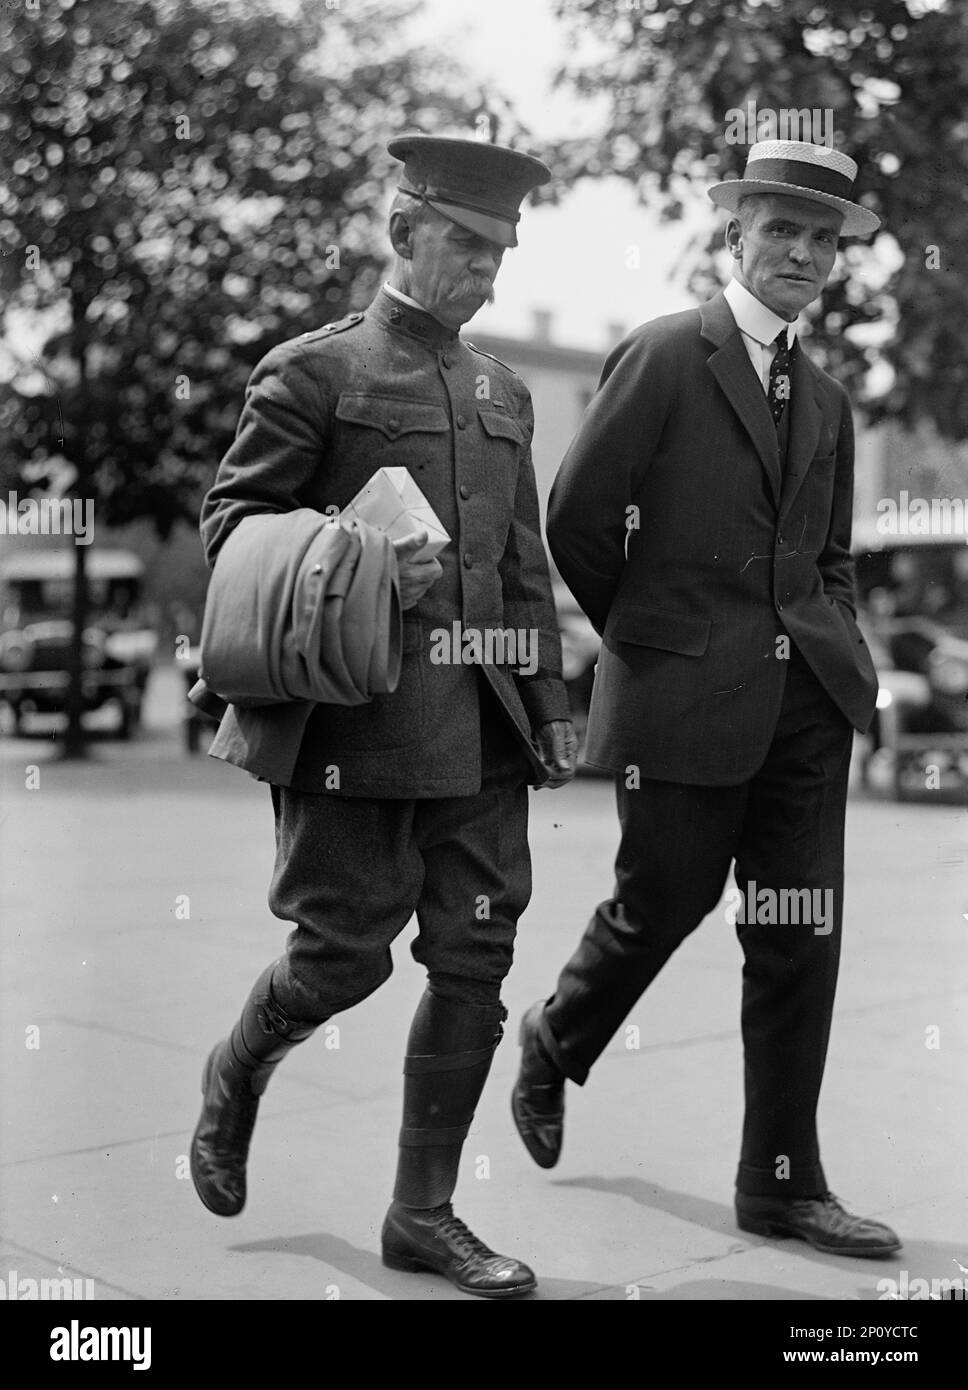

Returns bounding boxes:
[403,0,709,350]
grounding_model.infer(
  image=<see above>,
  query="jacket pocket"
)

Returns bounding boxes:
[611,605,711,656]
[335,394,450,440]
[478,408,526,446]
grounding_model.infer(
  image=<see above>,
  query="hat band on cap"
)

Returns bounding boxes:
[398,181,521,225]
[742,157,855,201]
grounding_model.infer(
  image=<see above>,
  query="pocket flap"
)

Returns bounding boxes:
[611,606,711,656]
[336,394,449,439]
[478,408,526,445]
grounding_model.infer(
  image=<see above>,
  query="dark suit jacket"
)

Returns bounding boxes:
[201,288,570,797]
[546,289,879,786]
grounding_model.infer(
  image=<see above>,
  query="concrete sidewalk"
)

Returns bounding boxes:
[0,706,965,1302]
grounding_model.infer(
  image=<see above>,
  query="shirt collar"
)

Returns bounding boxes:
[383,281,427,313]
[375,284,459,350]
[724,277,797,349]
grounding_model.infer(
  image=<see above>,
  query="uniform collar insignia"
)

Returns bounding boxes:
[376,286,460,351]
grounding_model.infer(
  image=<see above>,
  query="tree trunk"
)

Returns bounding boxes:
[63,532,88,758]
[62,285,90,759]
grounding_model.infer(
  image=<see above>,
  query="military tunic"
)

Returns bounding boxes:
[201,287,569,798]
[199,288,570,1007]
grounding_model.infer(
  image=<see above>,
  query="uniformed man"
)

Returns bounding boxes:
[191,134,577,1299]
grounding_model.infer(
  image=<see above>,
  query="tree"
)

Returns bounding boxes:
[546,0,968,438]
[0,0,497,753]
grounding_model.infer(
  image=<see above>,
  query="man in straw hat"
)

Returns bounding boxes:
[512,139,902,1258]
[191,134,576,1298]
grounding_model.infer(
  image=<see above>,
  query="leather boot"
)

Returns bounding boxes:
[381,989,536,1298]
[511,1000,565,1168]
[190,961,319,1216]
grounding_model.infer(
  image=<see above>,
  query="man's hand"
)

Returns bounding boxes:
[393,530,443,610]
[534,719,578,789]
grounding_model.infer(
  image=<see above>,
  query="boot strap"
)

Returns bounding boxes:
[402,1043,497,1075]
[398,1121,472,1148]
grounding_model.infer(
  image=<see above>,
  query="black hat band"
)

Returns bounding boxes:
[743,157,855,200]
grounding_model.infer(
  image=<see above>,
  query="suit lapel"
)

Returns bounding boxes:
[777,345,824,521]
[700,294,781,508]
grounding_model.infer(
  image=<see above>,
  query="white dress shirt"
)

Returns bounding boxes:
[723,278,798,394]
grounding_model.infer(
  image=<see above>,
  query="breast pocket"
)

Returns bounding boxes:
[810,453,836,475]
[477,408,526,514]
[333,395,450,487]
[478,407,526,448]
[799,453,837,550]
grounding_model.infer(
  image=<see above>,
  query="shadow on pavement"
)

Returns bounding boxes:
[231,1231,603,1301]
[552,1175,955,1294]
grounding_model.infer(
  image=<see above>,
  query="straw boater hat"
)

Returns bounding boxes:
[708,140,881,237]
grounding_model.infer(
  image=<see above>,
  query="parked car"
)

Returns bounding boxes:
[0,549,158,738]
[854,537,968,801]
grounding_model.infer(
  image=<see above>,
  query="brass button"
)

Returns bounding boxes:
[459,484,470,499]
[441,354,453,369]
[388,417,400,432]
[456,414,467,429]
[463,553,473,569]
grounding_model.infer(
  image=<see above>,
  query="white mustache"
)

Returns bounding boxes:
[446,276,495,303]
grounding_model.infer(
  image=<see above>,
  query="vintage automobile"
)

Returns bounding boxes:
[0,549,158,738]
[853,536,968,801]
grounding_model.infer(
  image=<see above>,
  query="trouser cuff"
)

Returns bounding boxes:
[537,1008,589,1086]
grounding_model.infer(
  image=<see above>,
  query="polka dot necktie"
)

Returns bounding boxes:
[768,329,793,426]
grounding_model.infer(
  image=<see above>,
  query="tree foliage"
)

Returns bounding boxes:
[0,0,492,533]
[548,0,968,437]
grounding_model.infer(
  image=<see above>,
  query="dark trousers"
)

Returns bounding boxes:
[540,645,853,1197]
[266,767,532,1021]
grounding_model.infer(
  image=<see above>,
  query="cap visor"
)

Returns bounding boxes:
[429,198,518,248]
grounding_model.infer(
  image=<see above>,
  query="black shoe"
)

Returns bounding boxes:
[381,1201,536,1298]
[736,1191,902,1258]
[511,1002,565,1169]
[190,1040,260,1217]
